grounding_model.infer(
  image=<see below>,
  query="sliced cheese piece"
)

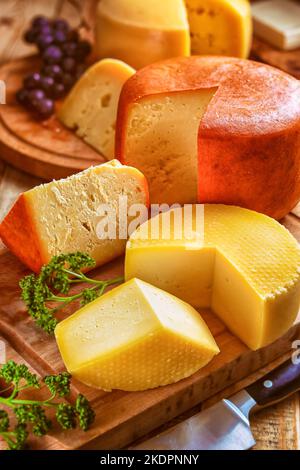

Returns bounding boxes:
[125,205,300,350]
[94,0,190,69]
[116,56,300,219]
[185,0,252,58]
[58,59,135,160]
[55,278,219,391]
[0,160,148,273]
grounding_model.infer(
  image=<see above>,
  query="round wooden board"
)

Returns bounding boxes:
[0,56,106,180]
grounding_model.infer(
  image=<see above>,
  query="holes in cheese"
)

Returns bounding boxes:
[0,160,148,273]
[125,205,300,350]
[58,59,135,160]
[54,278,219,391]
[185,0,252,58]
[124,89,217,204]
[94,0,190,69]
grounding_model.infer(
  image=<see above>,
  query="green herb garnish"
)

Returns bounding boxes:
[20,252,123,334]
[0,360,95,450]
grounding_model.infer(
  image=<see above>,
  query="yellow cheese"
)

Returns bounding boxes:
[185,0,252,58]
[0,160,148,273]
[125,205,300,350]
[94,0,190,69]
[123,89,216,204]
[55,278,219,391]
[58,59,135,160]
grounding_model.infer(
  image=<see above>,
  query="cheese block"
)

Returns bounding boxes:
[125,205,300,350]
[55,278,219,391]
[185,0,252,58]
[94,0,190,69]
[0,160,149,273]
[58,59,135,160]
[116,56,300,219]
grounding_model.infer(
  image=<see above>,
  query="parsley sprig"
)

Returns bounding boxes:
[0,360,95,450]
[20,252,123,334]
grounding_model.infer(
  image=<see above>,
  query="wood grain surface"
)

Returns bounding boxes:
[0,0,299,450]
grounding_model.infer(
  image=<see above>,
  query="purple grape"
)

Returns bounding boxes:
[62,57,76,73]
[53,29,67,44]
[43,45,63,64]
[16,88,29,106]
[40,76,55,95]
[32,16,50,28]
[23,28,37,44]
[76,40,92,61]
[35,98,55,119]
[23,72,42,90]
[28,89,46,110]
[52,19,69,31]
[61,41,77,57]
[61,73,75,90]
[38,24,53,36]
[37,33,54,51]
[41,64,63,80]
[75,63,87,80]
[67,29,79,43]
[52,82,65,99]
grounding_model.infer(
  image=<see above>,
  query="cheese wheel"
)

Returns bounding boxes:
[55,278,219,391]
[0,160,149,272]
[116,56,300,219]
[125,205,300,350]
[185,0,252,58]
[58,59,135,160]
[94,0,190,69]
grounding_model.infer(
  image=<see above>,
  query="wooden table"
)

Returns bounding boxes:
[0,0,299,451]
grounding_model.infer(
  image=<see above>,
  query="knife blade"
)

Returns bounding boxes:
[133,357,300,450]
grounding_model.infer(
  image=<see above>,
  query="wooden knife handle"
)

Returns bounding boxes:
[246,358,300,408]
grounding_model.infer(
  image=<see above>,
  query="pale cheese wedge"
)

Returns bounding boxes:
[55,278,219,391]
[58,59,135,160]
[125,205,300,350]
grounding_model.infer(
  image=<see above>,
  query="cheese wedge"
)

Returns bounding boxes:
[94,0,190,69]
[116,56,300,219]
[0,160,149,273]
[58,59,135,160]
[55,278,219,391]
[185,0,252,58]
[125,205,300,350]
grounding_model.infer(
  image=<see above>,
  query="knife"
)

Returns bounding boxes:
[133,358,300,450]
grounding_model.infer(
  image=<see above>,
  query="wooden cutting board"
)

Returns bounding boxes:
[1,212,300,450]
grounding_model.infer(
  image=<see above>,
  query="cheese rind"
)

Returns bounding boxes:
[55,278,219,391]
[185,0,252,58]
[58,59,135,160]
[116,56,300,219]
[125,205,300,350]
[94,0,190,69]
[0,160,149,272]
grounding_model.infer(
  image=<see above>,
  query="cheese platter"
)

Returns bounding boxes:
[1,0,300,452]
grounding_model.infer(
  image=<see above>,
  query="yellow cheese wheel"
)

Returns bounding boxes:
[55,278,219,391]
[125,205,300,350]
[94,0,190,69]
[58,59,135,160]
[185,0,252,58]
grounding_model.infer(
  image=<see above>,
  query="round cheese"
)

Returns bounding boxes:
[116,56,300,219]
[125,205,300,350]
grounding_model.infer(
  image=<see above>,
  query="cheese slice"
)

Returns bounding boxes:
[185,0,252,58]
[58,59,135,160]
[125,205,300,350]
[94,0,190,69]
[0,160,148,273]
[55,278,219,391]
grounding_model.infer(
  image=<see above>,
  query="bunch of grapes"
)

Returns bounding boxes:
[16,16,92,120]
